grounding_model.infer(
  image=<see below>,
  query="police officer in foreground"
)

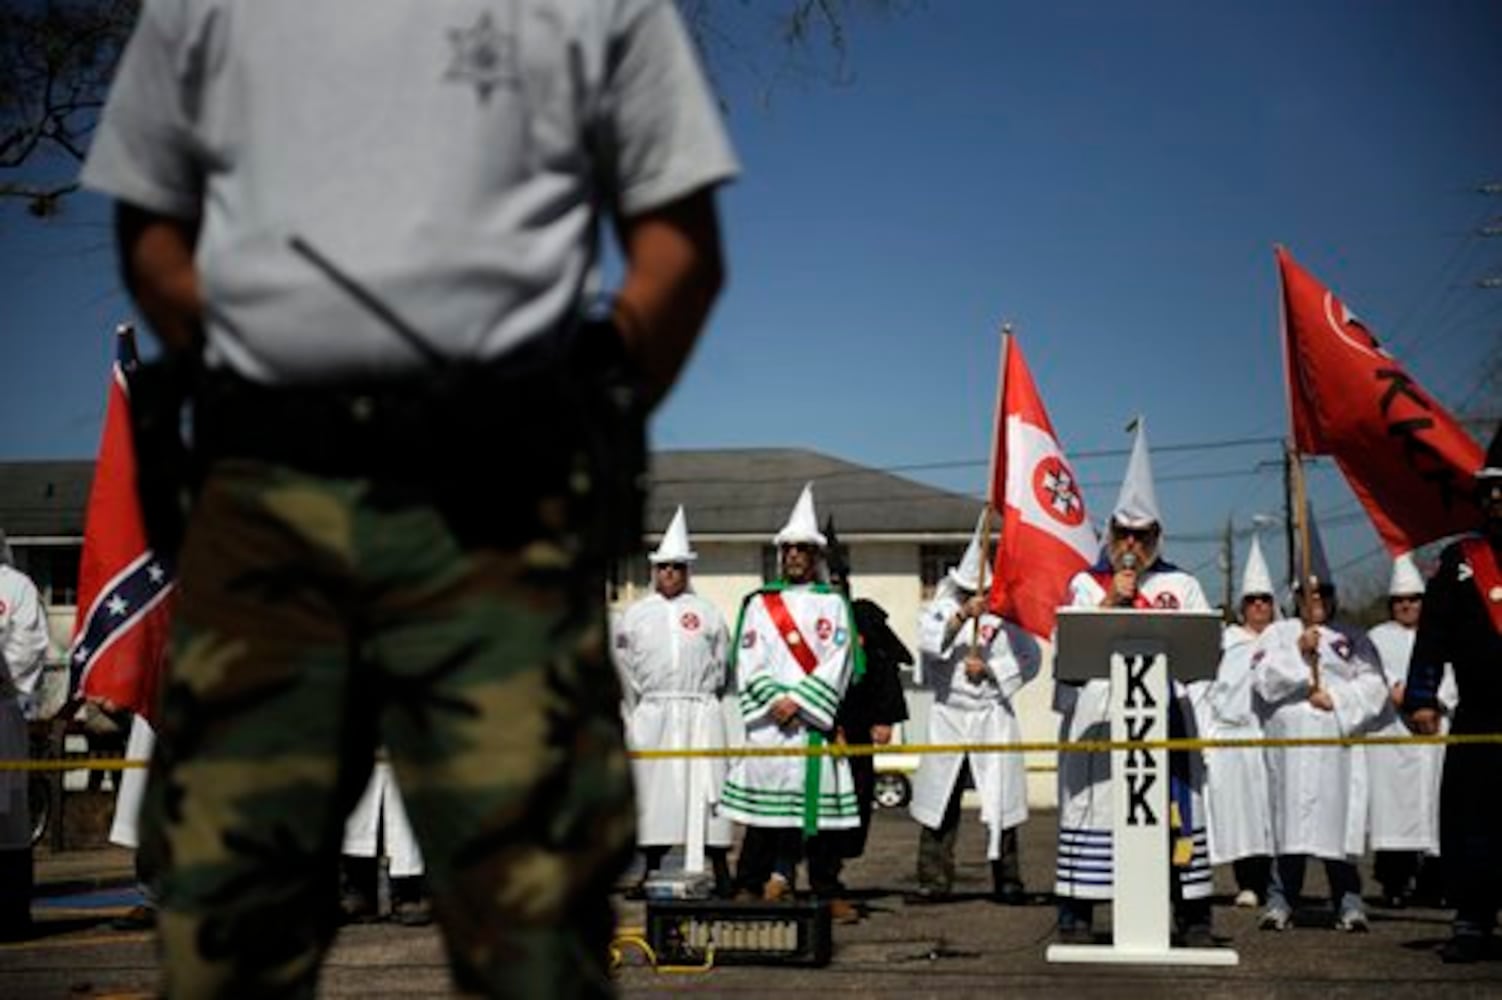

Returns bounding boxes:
[1406,423,1502,964]
[81,1,736,995]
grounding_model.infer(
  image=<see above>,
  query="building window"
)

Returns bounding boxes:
[13,545,82,607]
[918,543,968,600]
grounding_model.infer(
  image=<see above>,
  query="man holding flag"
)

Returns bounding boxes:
[1405,424,1502,963]
[71,325,177,934]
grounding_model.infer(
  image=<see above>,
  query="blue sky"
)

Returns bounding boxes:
[2,0,1498,602]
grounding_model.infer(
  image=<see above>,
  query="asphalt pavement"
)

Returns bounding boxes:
[4,809,1499,998]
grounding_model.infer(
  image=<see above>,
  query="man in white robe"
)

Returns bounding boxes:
[1204,535,1277,907]
[723,485,861,923]
[107,714,160,930]
[614,506,733,895]
[1053,420,1217,947]
[0,532,50,940]
[341,759,428,925]
[909,512,1040,904]
[1254,523,1388,933]
[1367,554,1454,908]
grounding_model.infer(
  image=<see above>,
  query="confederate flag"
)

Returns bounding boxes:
[1278,247,1483,553]
[987,336,1100,638]
[71,326,175,723]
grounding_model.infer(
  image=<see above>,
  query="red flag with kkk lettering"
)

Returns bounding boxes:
[71,326,176,723]
[1278,246,1483,553]
[987,336,1100,638]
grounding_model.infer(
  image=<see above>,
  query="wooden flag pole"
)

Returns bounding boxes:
[980,323,1012,599]
[1287,440,1320,690]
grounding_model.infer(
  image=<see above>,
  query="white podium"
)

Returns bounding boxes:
[1046,607,1238,967]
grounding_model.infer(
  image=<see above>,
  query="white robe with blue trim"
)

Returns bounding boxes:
[1052,565,1215,901]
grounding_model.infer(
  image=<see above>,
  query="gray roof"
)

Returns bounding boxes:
[0,449,980,542]
[646,449,979,538]
[0,461,93,539]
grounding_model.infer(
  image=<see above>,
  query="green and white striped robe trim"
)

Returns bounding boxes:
[721,779,861,822]
[727,581,866,833]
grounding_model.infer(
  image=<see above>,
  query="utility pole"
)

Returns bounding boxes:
[1220,517,1235,623]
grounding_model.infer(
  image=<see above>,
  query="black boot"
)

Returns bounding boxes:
[0,848,33,942]
[991,828,1025,904]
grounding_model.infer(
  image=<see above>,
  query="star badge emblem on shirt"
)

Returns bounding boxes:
[444,12,517,103]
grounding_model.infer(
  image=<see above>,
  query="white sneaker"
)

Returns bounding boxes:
[1234,889,1259,909]
[1259,907,1291,931]
[1335,910,1369,933]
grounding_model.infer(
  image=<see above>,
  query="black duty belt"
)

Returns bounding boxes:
[193,365,578,483]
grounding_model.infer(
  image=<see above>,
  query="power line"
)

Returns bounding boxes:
[650,433,1286,487]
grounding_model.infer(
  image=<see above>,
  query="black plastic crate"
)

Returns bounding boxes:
[644,898,833,967]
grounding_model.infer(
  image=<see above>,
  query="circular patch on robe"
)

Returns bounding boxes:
[816,617,834,641]
[680,611,700,631]
[1032,456,1086,527]
[1152,592,1180,609]
[1490,585,1502,603]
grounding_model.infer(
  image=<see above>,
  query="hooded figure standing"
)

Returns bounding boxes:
[1404,423,1502,963]
[821,518,911,879]
[614,506,733,895]
[1204,535,1278,907]
[908,512,1040,904]
[1367,554,1453,908]
[0,529,50,940]
[1052,420,1217,947]
[723,485,862,923]
[1252,513,1387,933]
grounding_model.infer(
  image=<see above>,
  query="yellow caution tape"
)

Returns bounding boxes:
[4,731,1500,770]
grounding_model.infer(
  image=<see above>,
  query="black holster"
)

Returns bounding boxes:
[126,353,200,563]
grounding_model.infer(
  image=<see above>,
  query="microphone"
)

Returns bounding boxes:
[1117,552,1138,606]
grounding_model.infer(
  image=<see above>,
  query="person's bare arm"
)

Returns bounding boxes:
[611,188,725,409]
[115,203,204,356]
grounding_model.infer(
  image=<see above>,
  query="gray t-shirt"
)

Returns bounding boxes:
[82,0,738,384]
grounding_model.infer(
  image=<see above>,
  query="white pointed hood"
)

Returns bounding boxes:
[1239,534,1274,599]
[773,483,827,548]
[1111,417,1162,531]
[649,505,697,564]
[1388,553,1425,596]
[948,510,990,591]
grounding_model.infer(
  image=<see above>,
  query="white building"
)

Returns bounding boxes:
[1,449,1063,806]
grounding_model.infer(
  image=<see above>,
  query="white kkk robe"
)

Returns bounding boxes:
[910,595,1040,859]
[1053,565,1215,901]
[1203,624,1274,864]
[1365,621,1456,854]
[343,760,423,877]
[614,590,733,848]
[1,565,49,850]
[722,586,859,831]
[1253,618,1387,860]
[109,714,156,849]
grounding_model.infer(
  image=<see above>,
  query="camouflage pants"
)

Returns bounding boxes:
[142,459,635,998]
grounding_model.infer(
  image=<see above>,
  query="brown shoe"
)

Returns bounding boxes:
[762,874,793,903]
[392,898,433,928]
[109,904,157,932]
[827,898,861,924]
[339,890,381,925]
